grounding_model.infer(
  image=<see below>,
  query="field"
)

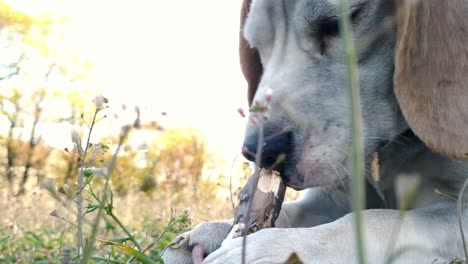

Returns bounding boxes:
[0,160,239,263]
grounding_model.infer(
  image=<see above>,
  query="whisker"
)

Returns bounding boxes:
[324,155,349,192]
[363,136,407,146]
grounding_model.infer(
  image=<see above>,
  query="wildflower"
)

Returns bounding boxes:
[183,207,191,215]
[93,95,109,109]
[265,88,273,102]
[250,116,259,126]
[237,108,246,118]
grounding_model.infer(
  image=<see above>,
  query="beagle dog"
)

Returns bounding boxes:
[163,0,468,263]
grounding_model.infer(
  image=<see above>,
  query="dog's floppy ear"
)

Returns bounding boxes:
[394,0,468,160]
[240,0,263,106]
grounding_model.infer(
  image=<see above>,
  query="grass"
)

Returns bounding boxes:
[338,1,366,263]
[0,186,227,263]
[0,173,235,263]
[0,96,236,263]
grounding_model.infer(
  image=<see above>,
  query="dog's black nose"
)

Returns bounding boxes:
[242,130,292,168]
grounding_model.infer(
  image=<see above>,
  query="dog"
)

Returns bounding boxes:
[163,0,468,263]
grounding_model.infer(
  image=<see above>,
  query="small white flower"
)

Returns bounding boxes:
[93,95,108,109]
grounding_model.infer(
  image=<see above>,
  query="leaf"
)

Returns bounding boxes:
[110,237,132,244]
[98,239,155,264]
[84,203,99,214]
[0,235,12,244]
[284,252,304,264]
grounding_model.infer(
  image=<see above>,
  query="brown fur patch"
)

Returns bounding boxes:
[240,0,263,106]
[394,0,468,160]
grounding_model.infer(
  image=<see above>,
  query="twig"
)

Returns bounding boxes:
[52,214,79,229]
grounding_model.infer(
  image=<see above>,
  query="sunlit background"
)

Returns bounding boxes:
[0,1,261,262]
[3,0,248,160]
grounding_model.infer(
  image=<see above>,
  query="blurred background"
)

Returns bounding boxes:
[0,0,269,262]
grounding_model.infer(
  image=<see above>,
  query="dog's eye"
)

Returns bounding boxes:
[315,3,366,55]
[316,17,339,55]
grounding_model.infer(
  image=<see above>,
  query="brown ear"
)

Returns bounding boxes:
[240,0,263,106]
[394,0,468,160]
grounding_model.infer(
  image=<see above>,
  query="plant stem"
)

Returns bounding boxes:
[129,213,180,263]
[77,109,99,257]
[337,1,366,263]
[81,125,131,263]
[109,211,142,251]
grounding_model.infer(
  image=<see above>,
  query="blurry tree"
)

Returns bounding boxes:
[148,127,210,203]
[17,88,46,195]
[0,2,226,207]
[0,2,92,194]
[0,89,21,186]
[93,125,219,204]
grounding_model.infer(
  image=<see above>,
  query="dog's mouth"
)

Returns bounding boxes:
[260,160,307,190]
[258,136,410,191]
[243,128,413,191]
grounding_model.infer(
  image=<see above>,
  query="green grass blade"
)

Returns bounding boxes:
[98,239,155,264]
[0,235,12,244]
[337,0,366,263]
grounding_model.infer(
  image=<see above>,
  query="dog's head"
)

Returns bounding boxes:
[239,0,468,190]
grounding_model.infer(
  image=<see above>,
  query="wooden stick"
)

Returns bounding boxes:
[228,169,286,239]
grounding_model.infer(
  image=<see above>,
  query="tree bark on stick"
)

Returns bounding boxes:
[228,169,286,239]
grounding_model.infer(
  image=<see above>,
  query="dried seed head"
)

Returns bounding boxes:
[71,129,83,153]
[50,210,59,217]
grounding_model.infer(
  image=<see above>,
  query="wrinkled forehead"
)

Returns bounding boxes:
[245,0,372,44]
[245,0,387,49]
[249,0,367,18]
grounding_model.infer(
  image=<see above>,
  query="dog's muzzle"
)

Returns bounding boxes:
[242,129,293,170]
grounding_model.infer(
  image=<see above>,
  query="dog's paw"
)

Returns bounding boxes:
[162,220,232,264]
[203,228,309,264]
